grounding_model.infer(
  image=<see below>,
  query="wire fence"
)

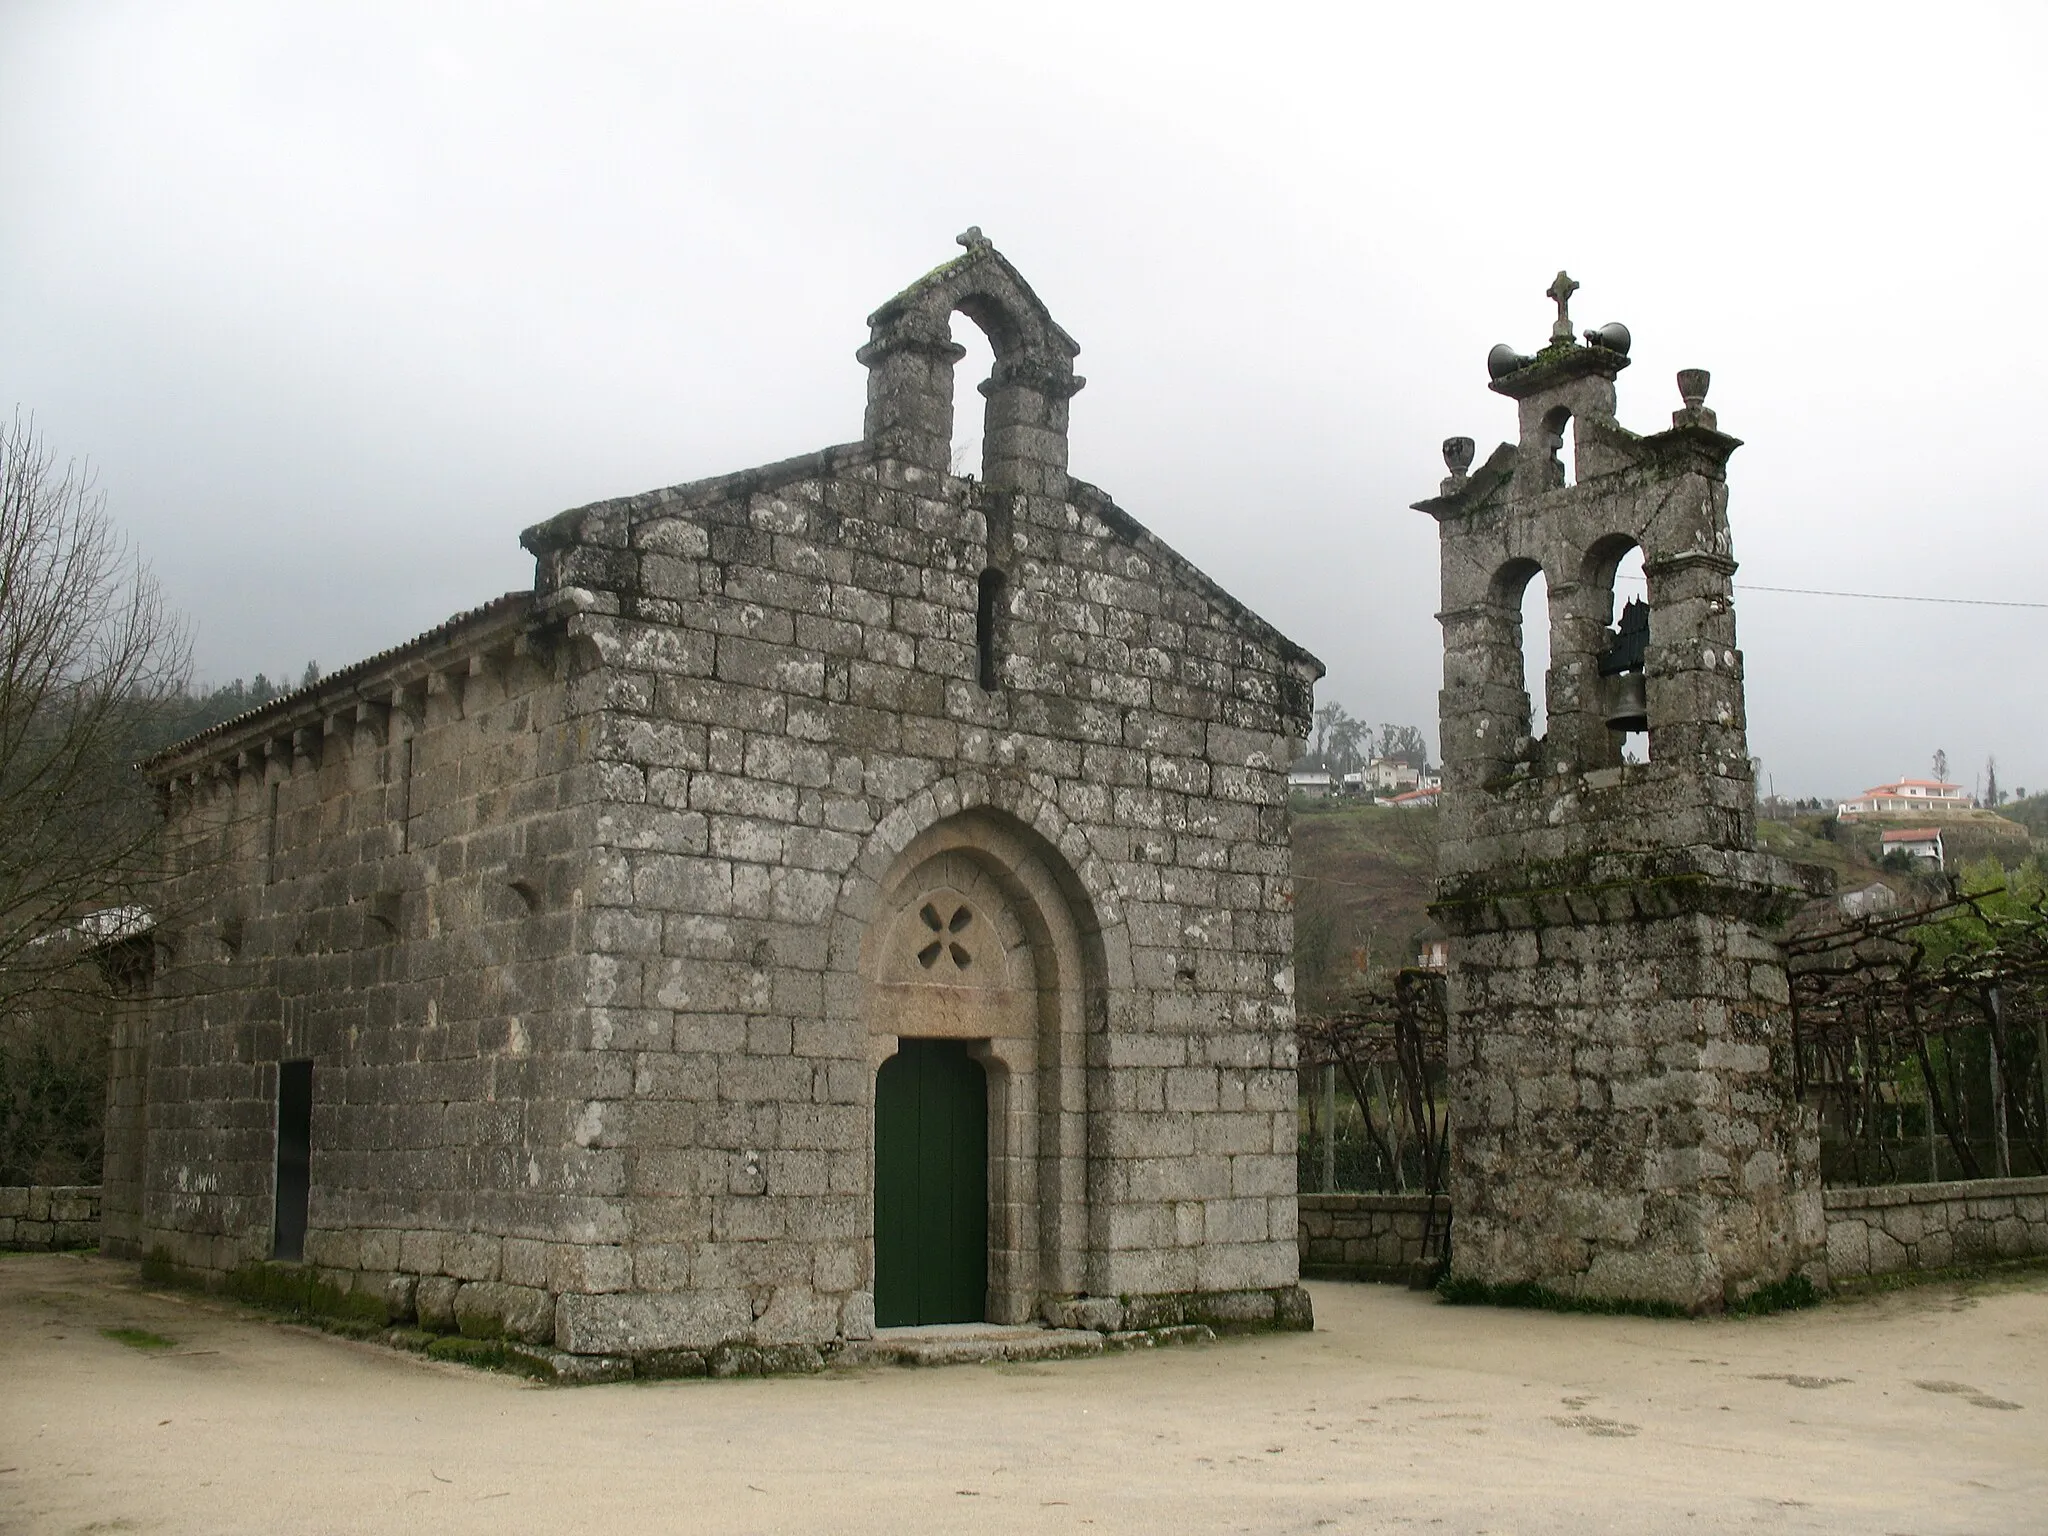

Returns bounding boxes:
[1295,883,2048,1201]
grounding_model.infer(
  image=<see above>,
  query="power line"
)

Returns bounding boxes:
[1611,576,2048,610]
[1736,584,2048,610]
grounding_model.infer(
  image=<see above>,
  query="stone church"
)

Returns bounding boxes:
[105,234,1322,1361]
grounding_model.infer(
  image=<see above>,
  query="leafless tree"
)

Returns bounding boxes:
[0,413,187,1008]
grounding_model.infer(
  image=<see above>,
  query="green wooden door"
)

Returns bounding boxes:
[874,1039,988,1327]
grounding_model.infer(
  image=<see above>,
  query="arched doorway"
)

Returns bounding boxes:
[860,809,1102,1328]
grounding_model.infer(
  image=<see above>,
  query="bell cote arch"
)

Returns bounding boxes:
[857,229,1085,497]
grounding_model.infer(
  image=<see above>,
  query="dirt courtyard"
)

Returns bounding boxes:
[2,1254,2043,1535]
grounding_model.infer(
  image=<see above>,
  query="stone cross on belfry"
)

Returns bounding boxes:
[1546,270,1579,346]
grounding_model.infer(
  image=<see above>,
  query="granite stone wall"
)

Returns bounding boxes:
[0,1185,100,1250]
[1825,1176,2048,1278]
[525,438,1318,1351]
[1302,1179,2048,1286]
[1297,1192,1441,1280]
[129,596,613,1337]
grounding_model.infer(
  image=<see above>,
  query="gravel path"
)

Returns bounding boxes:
[4,1253,2044,1534]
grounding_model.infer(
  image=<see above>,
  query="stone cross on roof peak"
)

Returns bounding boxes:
[1546,270,1579,345]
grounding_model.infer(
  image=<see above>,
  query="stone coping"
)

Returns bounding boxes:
[1822,1176,2048,1210]
[1300,1181,2048,1216]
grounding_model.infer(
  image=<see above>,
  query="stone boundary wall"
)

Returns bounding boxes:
[1297,1193,1442,1280]
[1823,1175,2048,1279]
[0,1186,101,1250]
[1304,1179,2048,1286]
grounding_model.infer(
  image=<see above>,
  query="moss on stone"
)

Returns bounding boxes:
[101,1326,175,1350]
[1727,1273,1821,1316]
[425,1334,554,1380]
[223,1261,389,1327]
[1436,1274,1688,1318]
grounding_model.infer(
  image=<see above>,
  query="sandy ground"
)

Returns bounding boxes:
[3,1254,2044,1535]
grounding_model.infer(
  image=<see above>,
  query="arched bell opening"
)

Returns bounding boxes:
[948,314,997,480]
[1577,535,1652,768]
[1489,559,1551,763]
[860,239,1082,498]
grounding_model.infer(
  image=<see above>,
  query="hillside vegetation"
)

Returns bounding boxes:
[1289,800,1441,1003]
[1289,800,2038,1005]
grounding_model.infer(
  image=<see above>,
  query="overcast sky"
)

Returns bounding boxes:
[3,2,2043,800]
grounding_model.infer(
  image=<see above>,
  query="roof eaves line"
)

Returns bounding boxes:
[144,593,535,779]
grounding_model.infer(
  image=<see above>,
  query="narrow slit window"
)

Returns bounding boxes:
[976,568,1007,692]
[273,1059,312,1261]
[265,780,281,884]
[399,736,415,851]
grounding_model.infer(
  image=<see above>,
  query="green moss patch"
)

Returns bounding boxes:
[222,1261,389,1327]
[1832,1254,2048,1301]
[425,1334,554,1381]
[1728,1274,1821,1316]
[101,1326,176,1350]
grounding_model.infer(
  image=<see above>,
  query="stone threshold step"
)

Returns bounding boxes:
[836,1321,1213,1368]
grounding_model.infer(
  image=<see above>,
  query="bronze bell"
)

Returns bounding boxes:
[1603,671,1648,734]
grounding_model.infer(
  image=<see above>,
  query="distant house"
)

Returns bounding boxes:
[1837,779,1971,820]
[1387,784,1440,809]
[1836,881,1901,917]
[1288,770,1335,799]
[1880,827,1944,866]
[1367,757,1421,795]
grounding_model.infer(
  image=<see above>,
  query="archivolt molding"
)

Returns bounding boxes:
[831,772,1129,991]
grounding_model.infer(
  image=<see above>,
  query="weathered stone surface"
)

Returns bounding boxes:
[414,1276,460,1332]
[1823,1175,2048,1279]
[454,1280,554,1344]
[1417,282,1822,1311]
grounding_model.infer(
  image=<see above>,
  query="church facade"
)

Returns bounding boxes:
[106,235,1322,1361]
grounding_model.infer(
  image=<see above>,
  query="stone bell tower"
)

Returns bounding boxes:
[1414,274,1824,1311]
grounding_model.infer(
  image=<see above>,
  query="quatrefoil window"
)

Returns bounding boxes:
[915,901,974,971]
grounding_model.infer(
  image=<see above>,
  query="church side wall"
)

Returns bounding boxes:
[140,640,617,1337]
[533,462,1315,1354]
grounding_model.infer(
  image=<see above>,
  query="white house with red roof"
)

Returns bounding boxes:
[1837,778,1972,820]
[1880,827,1945,866]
